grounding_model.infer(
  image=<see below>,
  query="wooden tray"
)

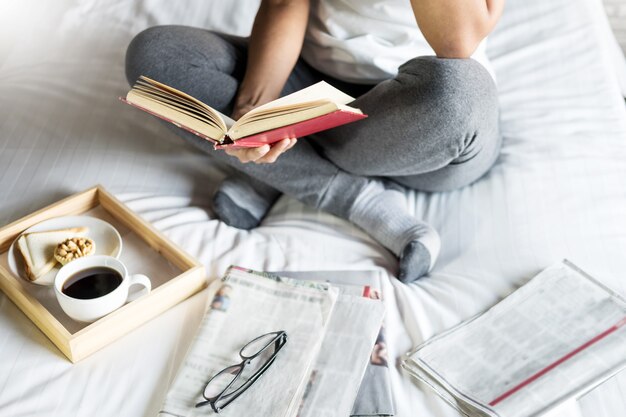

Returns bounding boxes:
[0,185,206,362]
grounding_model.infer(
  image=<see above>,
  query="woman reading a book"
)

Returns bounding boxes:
[125,0,503,283]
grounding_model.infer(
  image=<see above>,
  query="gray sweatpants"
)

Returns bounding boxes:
[125,26,501,220]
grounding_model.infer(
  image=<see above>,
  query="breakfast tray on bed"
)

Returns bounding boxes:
[0,185,206,362]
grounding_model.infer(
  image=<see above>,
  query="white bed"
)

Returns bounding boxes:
[1,0,626,416]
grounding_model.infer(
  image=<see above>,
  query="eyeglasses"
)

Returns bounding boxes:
[195,330,288,413]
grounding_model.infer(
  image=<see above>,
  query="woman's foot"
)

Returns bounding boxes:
[212,173,282,229]
[348,181,440,283]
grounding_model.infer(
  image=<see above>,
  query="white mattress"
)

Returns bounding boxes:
[1,0,626,416]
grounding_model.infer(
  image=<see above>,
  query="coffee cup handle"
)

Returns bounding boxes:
[126,274,151,302]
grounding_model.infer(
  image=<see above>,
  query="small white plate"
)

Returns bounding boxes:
[8,216,122,286]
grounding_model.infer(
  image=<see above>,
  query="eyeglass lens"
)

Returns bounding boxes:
[240,332,283,358]
[199,331,287,411]
[203,365,241,399]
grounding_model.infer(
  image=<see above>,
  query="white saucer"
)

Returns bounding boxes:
[8,216,122,286]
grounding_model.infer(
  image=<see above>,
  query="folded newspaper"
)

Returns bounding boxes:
[276,270,395,417]
[159,266,385,417]
[402,260,626,417]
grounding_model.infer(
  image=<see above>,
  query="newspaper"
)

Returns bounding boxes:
[402,260,626,417]
[159,266,338,417]
[296,287,385,417]
[277,270,394,417]
[351,325,394,417]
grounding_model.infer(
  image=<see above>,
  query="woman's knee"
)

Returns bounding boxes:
[399,56,499,164]
[316,58,499,178]
[126,26,169,85]
[399,56,497,125]
[125,26,239,87]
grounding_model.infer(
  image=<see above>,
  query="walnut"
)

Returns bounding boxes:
[54,237,96,265]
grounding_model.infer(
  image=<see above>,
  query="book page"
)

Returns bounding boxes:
[236,101,327,124]
[405,261,626,417]
[126,91,225,141]
[226,82,363,139]
[228,102,340,140]
[159,267,338,417]
[131,89,220,127]
[134,83,224,127]
[211,108,235,130]
[134,76,228,132]
[249,81,356,114]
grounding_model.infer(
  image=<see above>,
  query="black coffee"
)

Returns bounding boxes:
[62,267,123,299]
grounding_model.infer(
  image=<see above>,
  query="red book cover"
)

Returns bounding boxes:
[120,97,367,150]
[217,110,367,149]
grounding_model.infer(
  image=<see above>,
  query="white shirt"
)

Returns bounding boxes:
[301,0,495,84]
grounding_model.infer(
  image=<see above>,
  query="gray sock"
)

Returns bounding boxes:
[348,181,440,283]
[213,174,281,230]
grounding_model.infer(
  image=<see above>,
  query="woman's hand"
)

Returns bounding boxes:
[224,138,298,164]
[227,96,297,164]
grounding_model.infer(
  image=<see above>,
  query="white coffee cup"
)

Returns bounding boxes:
[54,255,151,322]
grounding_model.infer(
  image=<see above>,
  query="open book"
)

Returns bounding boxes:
[402,260,626,417]
[121,76,367,149]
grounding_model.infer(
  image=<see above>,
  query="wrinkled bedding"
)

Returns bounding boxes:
[1,0,626,416]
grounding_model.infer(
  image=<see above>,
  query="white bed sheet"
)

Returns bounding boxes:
[1,0,626,416]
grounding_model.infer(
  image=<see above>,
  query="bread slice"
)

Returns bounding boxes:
[17,227,88,281]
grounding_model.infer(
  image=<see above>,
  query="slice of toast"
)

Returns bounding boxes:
[17,227,88,281]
